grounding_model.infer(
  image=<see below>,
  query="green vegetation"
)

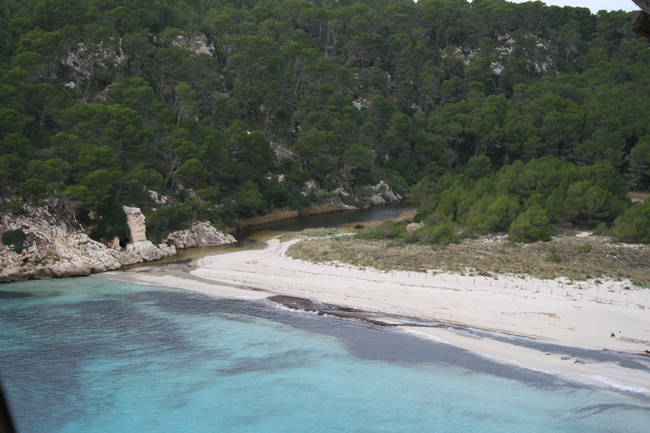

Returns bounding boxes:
[612,198,650,243]
[405,156,634,244]
[287,234,650,286]
[1,229,27,253]
[0,0,648,244]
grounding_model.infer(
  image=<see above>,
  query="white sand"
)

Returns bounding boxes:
[103,236,650,395]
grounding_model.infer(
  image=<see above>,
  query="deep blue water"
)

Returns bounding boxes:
[1,278,649,433]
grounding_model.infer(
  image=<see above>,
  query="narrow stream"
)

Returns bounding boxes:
[136,204,412,266]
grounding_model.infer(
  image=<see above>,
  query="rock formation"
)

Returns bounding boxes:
[368,180,402,206]
[125,240,176,262]
[0,202,241,281]
[120,205,178,262]
[122,206,147,243]
[0,203,176,282]
[165,221,236,249]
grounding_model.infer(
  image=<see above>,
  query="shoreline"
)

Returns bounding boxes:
[98,236,650,397]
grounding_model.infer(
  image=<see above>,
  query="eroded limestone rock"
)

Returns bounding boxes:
[122,206,147,243]
[124,241,176,262]
[0,203,176,282]
[165,221,236,249]
[369,194,387,205]
[369,180,402,205]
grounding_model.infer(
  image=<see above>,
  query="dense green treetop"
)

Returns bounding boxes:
[0,0,648,243]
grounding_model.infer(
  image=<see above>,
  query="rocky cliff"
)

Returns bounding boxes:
[0,204,233,282]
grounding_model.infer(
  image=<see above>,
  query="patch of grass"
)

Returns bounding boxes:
[542,246,562,263]
[547,252,561,263]
[286,234,650,286]
[578,244,592,254]
[278,233,298,242]
[303,227,355,238]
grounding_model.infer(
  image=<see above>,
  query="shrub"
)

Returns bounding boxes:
[484,195,521,232]
[508,205,552,243]
[547,252,561,263]
[593,222,609,235]
[611,199,650,244]
[0,201,24,213]
[19,179,47,202]
[146,201,209,243]
[578,244,592,254]
[2,229,27,253]
[545,247,562,263]
[414,221,460,246]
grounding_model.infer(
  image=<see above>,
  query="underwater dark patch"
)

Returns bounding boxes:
[0,291,33,298]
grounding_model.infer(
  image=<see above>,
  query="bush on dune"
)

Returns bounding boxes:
[612,199,650,244]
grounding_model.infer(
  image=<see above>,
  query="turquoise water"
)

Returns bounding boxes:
[1,278,648,433]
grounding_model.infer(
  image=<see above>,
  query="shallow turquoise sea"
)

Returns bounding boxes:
[1,277,648,433]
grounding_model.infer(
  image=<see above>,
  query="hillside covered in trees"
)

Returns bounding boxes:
[1,0,649,244]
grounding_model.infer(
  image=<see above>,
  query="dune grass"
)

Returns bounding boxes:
[286,233,650,287]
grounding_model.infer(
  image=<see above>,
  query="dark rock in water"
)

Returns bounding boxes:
[0,290,33,298]
[268,295,323,312]
[267,295,398,326]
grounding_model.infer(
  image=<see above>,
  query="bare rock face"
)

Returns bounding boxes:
[120,206,177,263]
[165,221,236,249]
[369,180,402,206]
[1,205,123,281]
[124,241,176,262]
[122,206,147,243]
[369,194,387,205]
[171,32,215,56]
[301,179,322,196]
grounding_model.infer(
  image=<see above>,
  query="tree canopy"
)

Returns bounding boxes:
[0,0,648,243]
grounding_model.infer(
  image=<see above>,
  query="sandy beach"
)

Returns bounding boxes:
[102,236,650,396]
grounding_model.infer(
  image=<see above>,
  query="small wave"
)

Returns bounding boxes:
[586,375,650,395]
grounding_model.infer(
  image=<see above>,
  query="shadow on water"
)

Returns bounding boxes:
[0,291,33,298]
[2,280,650,433]
[2,287,575,392]
[100,289,630,395]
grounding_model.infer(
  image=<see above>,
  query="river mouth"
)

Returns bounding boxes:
[234,203,413,235]
[128,204,413,268]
